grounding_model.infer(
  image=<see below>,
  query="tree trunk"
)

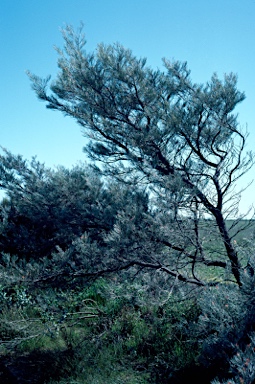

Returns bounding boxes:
[214,210,242,286]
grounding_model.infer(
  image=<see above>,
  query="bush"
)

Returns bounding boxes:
[197,265,255,383]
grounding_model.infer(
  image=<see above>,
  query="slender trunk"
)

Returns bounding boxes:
[143,147,243,285]
[214,210,242,286]
[185,180,242,286]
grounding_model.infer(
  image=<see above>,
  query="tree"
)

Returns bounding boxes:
[28,25,254,286]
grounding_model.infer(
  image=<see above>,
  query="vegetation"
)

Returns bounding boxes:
[0,25,254,383]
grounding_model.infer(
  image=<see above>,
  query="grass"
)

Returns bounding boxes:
[0,220,254,383]
[0,278,202,383]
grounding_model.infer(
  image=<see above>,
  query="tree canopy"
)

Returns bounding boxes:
[27,26,254,286]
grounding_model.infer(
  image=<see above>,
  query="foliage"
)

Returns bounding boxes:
[0,150,148,261]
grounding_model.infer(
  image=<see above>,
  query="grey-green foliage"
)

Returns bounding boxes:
[28,25,254,285]
[29,26,249,189]
[197,264,255,383]
[0,148,149,260]
[0,152,100,258]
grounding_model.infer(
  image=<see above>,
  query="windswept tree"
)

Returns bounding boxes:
[28,26,254,286]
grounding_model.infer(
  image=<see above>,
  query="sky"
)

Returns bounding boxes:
[0,0,255,214]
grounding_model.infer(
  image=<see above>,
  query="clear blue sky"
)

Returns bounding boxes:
[0,0,255,214]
